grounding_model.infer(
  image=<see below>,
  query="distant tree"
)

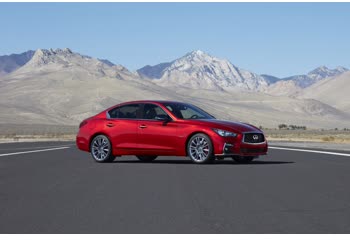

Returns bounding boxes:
[279,124,307,130]
[278,124,287,130]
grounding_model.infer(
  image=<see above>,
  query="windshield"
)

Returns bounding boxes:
[163,102,215,120]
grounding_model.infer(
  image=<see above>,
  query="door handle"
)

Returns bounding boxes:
[139,125,147,129]
[106,123,115,127]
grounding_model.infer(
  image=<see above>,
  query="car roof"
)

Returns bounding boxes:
[102,100,193,114]
[118,100,187,105]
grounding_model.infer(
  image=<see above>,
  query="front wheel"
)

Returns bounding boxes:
[90,135,115,163]
[232,156,254,163]
[136,156,157,162]
[187,133,214,164]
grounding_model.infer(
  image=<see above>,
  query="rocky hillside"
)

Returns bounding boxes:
[0,50,34,77]
[300,71,350,113]
[138,50,269,92]
[0,48,349,129]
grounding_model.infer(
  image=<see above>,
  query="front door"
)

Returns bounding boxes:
[137,103,179,155]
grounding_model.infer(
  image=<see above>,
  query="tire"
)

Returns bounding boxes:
[187,133,214,164]
[90,135,115,163]
[136,155,157,162]
[232,156,254,163]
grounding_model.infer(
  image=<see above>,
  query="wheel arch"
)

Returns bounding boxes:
[89,132,112,152]
[185,131,215,156]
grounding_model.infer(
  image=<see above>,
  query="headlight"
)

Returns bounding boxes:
[212,128,237,137]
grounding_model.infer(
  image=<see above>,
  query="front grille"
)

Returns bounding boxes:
[241,148,265,153]
[243,133,265,144]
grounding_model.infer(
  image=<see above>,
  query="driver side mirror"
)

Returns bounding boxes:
[155,114,172,124]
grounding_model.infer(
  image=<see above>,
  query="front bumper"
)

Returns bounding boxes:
[215,141,268,157]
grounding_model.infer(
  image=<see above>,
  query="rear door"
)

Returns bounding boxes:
[137,103,179,155]
[106,103,140,155]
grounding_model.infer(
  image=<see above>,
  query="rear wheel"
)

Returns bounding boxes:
[90,135,115,163]
[187,133,214,164]
[232,156,254,163]
[136,156,157,162]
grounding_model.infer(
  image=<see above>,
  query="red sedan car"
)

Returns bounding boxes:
[76,100,268,164]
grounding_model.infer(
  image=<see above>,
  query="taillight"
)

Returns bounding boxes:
[79,120,88,128]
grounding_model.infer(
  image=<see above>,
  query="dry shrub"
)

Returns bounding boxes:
[322,136,335,142]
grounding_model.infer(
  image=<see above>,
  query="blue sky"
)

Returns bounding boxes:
[0,2,349,77]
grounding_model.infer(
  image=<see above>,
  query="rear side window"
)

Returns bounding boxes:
[108,104,140,119]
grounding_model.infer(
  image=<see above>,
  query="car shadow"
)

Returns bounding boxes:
[112,159,294,165]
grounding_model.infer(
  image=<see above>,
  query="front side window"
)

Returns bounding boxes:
[142,104,170,120]
[164,103,214,120]
[108,104,140,119]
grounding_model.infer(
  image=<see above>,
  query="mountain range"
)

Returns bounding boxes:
[138,50,269,92]
[0,50,35,77]
[0,48,349,129]
[137,50,348,94]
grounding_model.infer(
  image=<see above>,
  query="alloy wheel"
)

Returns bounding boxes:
[189,136,210,163]
[91,135,111,162]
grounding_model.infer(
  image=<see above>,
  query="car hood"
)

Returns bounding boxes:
[194,119,261,133]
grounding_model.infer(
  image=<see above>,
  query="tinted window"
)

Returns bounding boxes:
[142,104,170,120]
[164,103,214,120]
[108,104,140,119]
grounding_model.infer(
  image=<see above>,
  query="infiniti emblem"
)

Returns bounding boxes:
[253,135,259,141]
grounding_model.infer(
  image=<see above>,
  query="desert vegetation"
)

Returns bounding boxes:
[264,129,350,143]
[278,124,307,130]
[0,124,77,142]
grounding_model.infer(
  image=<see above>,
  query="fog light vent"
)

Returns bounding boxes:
[223,143,234,154]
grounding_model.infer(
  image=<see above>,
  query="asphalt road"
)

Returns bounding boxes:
[1,141,350,233]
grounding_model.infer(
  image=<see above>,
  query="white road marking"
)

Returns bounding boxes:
[0,144,74,151]
[0,146,70,157]
[269,146,350,157]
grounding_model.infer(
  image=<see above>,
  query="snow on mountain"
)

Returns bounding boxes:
[137,50,269,92]
[308,66,348,80]
[138,51,348,95]
[282,66,348,88]
[0,50,35,77]
[264,66,349,96]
